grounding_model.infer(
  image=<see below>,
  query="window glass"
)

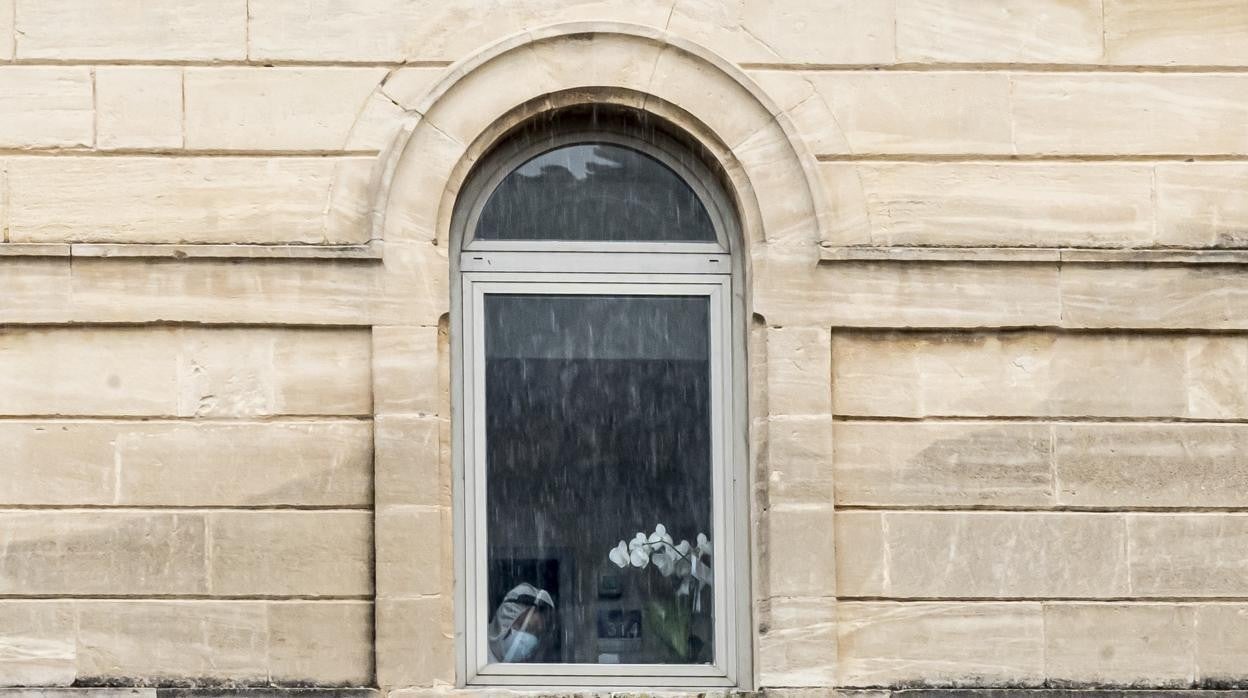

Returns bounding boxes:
[474,143,718,242]
[483,294,715,665]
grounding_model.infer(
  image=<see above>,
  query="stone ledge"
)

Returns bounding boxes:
[820,246,1248,265]
[0,242,384,261]
[0,691,380,698]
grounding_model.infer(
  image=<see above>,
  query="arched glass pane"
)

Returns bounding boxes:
[475,143,718,242]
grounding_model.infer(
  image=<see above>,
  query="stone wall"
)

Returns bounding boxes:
[2,0,1247,694]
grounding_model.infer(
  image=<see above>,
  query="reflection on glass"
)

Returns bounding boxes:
[484,294,714,665]
[475,143,718,242]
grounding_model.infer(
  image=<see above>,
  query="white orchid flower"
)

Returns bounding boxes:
[696,532,712,557]
[608,540,630,569]
[648,523,673,549]
[652,546,677,577]
[628,532,648,553]
[629,545,650,568]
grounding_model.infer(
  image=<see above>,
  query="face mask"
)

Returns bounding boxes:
[503,630,540,662]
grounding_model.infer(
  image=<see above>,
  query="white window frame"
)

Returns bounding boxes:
[450,120,752,690]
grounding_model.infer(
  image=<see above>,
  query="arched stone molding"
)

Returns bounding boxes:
[366,23,842,692]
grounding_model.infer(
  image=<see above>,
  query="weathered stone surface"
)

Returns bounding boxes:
[184,68,388,151]
[767,327,832,417]
[374,415,444,508]
[0,513,207,595]
[75,601,269,684]
[896,0,1103,63]
[376,506,444,598]
[1060,264,1248,331]
[0,68,93,149]
[1195,603,1248,681]
[807,72,1014,155]
[767,416,835,503]
[1129,515,1248,596]
[768,504,836,598]
[834,422,1054,507]
[0,603,76,687]
[830,332,1248,419]
[268,602,373,686]
[1044,603,1196,686]
[1055,423,1248,508]
[1155,163,1248,248]
[836,512,1128,598]
[207,512,373,597]
[7,157,373,244]
[13,0,247,60]
[1105,0,1248,66]
[115,421,373,506]
[837,602,1044,687]
[753,251,1063,329]
[373,326,441,416]
[0,422,117,505]
[851,163,1154,248]
[95,68,184,150]
[376,597,452,689]
[0,0,12,59]
[1010,75,1248,155]
[758,597,837,687]
[64,258,382,326]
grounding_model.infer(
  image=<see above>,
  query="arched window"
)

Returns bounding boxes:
[452,108,748,688]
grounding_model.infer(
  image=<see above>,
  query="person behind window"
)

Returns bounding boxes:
[487,583,555,663]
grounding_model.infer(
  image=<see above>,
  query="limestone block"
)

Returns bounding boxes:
[836,602,1044,687]
[0,603,76,687]
[1060,264,1248,331]
[0,512,207,595]
[1155,163,1248,248]
[0,68,93,149]
[669,0,894,65]
[745,72,853,157]
[13,0,246,60]
[268,601,374,685]
[767,504,836,598]
[377,506,446,598]
[757,597,837,687]
[184,68,389,151]
[833,422,1054,507]
[375,415,445,508]
[0,422,117,505]
[376,597,453,689]
[1043,603,1196,686]
[767,416,834,503]
[1010,74,1248,155]
[767,327,832,417]
[0,0,11,59]
[248,0,673,62]
[269,329,374,416]
[7,156,374,244]
[66,258,383,326]
[95,67,183,150]
[896,0,1103,63]
[647,44,776,151]
[851,163,1155,247]
[733,123,822,245]
[806,72,1014,155]
[835,512,1128,598]
[382,122,466,244]
[374,326,441,416]
[207,511,373,596]
[752,249,1063,329]
[1055,423,1248,508]
[1195,603,1248,681]
[0,259,71,326]
[831,332,1248,419]
[75,601,268,684]
[115,420,373,507]
[1129,514,1248,596]
[375,241,452,326]
[1105,0,1248,66]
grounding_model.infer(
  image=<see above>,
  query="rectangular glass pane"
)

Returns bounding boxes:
[483,293,714,666]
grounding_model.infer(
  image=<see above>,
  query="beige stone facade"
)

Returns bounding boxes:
[2,0,1248,695]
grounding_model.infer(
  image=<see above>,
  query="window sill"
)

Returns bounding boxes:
[819,245,1248,265]
[0,241,384,261]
